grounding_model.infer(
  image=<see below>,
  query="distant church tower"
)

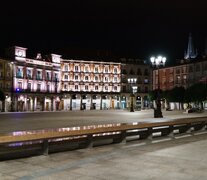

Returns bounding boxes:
[184,33,197,59]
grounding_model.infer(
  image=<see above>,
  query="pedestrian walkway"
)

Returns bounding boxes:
[1,131,207,179]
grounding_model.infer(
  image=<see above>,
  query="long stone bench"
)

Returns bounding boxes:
[0,116,207,160]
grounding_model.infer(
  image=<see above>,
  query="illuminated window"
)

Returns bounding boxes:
[105,67,108,73]
[17,68,23,78]
[95,67,98,73]
[27,69,32,79]
[85,66,89,72]
[75,66,79,72]
[85,76,89,81]
[36,70,42,80]
[75,75,78,80]
[64,75,68,80]
[64,65,68,71]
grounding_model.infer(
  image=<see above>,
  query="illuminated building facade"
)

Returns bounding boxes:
[0,46,153,112]
[6,46,62,112]
[61,59,121,110]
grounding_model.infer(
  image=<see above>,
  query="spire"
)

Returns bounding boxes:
[184,33,197,59]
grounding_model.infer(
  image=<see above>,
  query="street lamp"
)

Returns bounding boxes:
[10,62,15,112]
[128,78,137,112]
[150,56,166,118]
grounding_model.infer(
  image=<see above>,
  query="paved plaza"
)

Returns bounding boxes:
[0,109,207,134]
[1,110,207,180]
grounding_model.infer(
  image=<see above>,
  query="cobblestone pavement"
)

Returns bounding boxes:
[0,109,207,134]
[1,131,207,179]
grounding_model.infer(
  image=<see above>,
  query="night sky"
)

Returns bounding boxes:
[0,0,207,65]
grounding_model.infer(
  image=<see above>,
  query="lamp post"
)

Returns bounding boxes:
[10,62,14,112]
[128,78,137,112]
[150,56,166,118]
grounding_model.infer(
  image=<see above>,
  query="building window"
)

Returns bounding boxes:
[85,76,89,81]
[144,69,149,76]
[176,69,180,74]
[114,77,117,82]
[54,73,58,81]
[75,75,78,80]
[18,82,22,89]
[137,68,142,75]
[46,72,50,80]
[105,86,108,91]
[27,83,31,90]
[64,84,67,90]
[75,85,78,90]
[95,67,98,73]
[47,85,50,92]
[95,76,98,81]
[144,79,149,84]
[129,68,135,75]
[36,70,42,80]
[122,86,126,92]
[27,69,32,79]
[145,86,148,93]
[37,84,41,91]
[105,67,109,73]
[114,86,117,91]
[176,75,181,84]
[75,66,79,72]
[138,86,141,92]
[114,68,117,74]
[16,68,23,78]
[95,86,98,90]
[64,65,68,71]
[104,77,108,82]
[64,75,68,80]
[85,66,89,72]
[85,85,88,90]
